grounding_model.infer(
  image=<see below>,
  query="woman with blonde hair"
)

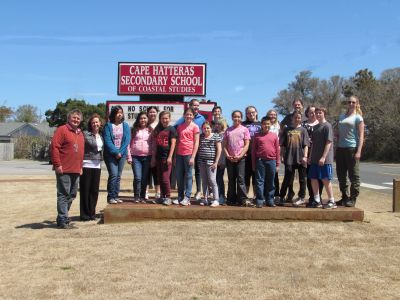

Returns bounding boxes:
[336,96,364,207]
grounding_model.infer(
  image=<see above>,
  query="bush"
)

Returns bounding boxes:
[13,135,51,160]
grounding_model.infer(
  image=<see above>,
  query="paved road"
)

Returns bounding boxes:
[1,160,399,194]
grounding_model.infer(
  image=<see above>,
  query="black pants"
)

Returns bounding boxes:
[226,158,247,205]
[194,154,201,193]
[245,154,256,194]
[274,172,280,197]
[280,164,306,199]
[80,167,101,220]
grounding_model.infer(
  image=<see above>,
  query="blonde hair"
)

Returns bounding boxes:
[266,109,279,126]
[347,96,363,116]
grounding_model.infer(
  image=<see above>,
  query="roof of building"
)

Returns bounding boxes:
[0,122,56,137]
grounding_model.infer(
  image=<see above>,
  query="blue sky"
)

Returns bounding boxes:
[1,0,399,121]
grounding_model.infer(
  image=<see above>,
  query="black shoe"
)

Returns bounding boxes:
[336,198,348,206]
[345,199,356,207]
[308,200,322,208]
[80,216,90,222]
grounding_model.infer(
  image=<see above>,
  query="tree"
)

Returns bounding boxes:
[45,98,106,130]
[14,104,40,123]
[0,105,13,122]
[272,70,345,121]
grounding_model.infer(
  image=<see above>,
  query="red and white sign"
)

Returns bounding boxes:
[106,101,216,127]
[118,62,206,96]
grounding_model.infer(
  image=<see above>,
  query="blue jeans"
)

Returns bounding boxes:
[176,154,193,200]
[131,155,151,199]
[104,154,126,201]
[56,173,79,226]
[255,159,276,205]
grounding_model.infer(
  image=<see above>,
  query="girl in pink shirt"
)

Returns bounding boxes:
[223,110,251,206]
[173,108,200,206]
[127,112,153,203]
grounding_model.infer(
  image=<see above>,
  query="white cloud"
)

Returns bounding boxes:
[234,85,245,92]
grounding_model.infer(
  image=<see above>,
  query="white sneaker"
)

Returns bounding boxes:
[293,198,305,207]
[108,199,117,204]
[145,192,149,200]
[155,192,161,199]
[172,199,180,205]
[210,200,220,207]
[195,192,201,201]
[180,197,191,206]
[116,198,123,203]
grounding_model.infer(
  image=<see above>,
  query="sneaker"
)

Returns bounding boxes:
[145,192,149,200]
[242,199,255,207]
[140,198,147,204]
[172,199,180,205]
[266,200,276,207]
[308,200,322,208]
[324,200,337,209]
[199,200,209,206]
[57,223,76,229]
[134,197,140,203]
[277,197,285,206]
[210,200,220,207]
[162,198,172,206]
[116,198,123,203]
[108,199,117,204]
[274,196,281,204]
[345,199,356,207]
[195,192,202,201]
[155,192,161,199]
[293,198,305,207]
[180,197,191,206]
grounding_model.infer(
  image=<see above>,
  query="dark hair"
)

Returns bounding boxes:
[231,110,243,118]
[261,116,271,124]
[212,105,222,113]
[183,107,195,116]
[153,111,171,136]
[304,105,316,118]
[109,105,124,123]
[146,106,159,114]
[189,99,199,106]
[131,111,151,138]
[245,105,258,122]
[315,107,327,115]
[87,113,103,132]
[292,98,304,106]
[292,111,303,119]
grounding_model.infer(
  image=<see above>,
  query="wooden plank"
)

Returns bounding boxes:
[393,179,400,212]
[103,203,364,223]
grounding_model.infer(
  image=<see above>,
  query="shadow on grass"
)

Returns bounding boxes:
[15,220,59,230]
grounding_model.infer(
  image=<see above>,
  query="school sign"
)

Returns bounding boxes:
[118,62,206,96]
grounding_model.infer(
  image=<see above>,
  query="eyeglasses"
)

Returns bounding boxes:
[347,101,356,104]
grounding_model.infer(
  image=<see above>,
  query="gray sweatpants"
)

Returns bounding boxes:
[199,163,219,201]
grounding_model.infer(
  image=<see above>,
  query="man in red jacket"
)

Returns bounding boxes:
[51,109,85,229]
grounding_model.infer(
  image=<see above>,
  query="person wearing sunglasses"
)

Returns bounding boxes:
[336,96,365,207]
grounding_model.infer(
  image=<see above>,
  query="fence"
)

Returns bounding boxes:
[0,143,14,160]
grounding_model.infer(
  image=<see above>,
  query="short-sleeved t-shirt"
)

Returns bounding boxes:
[155,126,177,159]
[112,123,123,149]
[223,125,250,157]
[338,113,364,148]
[281,112,308,128]
[280,126,309,165]
[198,133,222,164]
[176,122,200,156]
[310,122,334,164]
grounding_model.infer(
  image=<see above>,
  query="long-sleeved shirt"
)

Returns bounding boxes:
[51,124,84,173]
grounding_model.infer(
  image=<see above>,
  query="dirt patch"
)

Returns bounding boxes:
[1,175,399,299]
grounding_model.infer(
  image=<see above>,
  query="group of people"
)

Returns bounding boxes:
[50,97,364,229]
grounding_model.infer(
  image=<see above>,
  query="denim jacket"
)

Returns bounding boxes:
[83,130,103,161]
